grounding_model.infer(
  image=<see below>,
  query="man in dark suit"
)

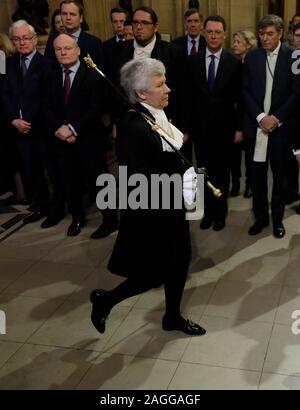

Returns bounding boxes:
[172,8,206,57]
[103,7,127,76]
[243,14,298,238]
[183,15,242,231]
[45,0,104,69]
[43,33,117,237]
[172,8,206,162]
[111,6,182,124]
[2,20,53,223]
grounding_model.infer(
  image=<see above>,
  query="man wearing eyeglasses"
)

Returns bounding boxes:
[2,19,53,224]
[110,6,182,136]
[243,14,298,239]
[182,15,242,232]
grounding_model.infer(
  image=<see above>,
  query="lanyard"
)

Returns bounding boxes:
[266,54,275,79]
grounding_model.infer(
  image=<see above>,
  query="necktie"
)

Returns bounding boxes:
[264,52,275,114]
[190,39,197,55]
[207,54,216,89]
[20,56,28,78]
[64,68,71,104]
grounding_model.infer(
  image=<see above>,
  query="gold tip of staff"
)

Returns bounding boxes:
[83,54,96,69]
[207,181,222,198]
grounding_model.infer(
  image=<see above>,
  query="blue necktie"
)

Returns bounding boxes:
[21,56,28,78]
[207,54,216,89]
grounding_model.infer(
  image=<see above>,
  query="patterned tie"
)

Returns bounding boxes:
[207,54,216,89]
[64,68,71,104]
[190,39,197,55]
[20,56,28,78]
[264,51,275,114]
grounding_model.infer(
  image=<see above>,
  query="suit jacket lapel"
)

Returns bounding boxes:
[197,49,208,88]
[272,44,284,102]
[13,54,23,87]
[213,49,225,90]
[25,51,40,78]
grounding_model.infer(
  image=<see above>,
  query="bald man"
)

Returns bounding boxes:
[43,34,117,237]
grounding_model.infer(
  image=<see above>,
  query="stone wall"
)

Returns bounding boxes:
[1,1,299,46]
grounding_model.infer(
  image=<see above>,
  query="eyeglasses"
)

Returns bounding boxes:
[54,46,77,52]
[132,20,154,27]
[12,35,35,43]
[205,30,224,36]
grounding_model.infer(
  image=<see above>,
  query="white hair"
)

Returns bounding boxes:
[120,58,166,104]
[9,20,36,38]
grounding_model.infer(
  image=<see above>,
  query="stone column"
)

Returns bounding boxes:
[0,0,17,33]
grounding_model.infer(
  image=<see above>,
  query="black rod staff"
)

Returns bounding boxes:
[84,54,221,198]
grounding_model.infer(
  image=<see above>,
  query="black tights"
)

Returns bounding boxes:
[105,268,189,320]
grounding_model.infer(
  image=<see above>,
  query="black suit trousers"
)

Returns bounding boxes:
[15,134,52,212]
[247,134,289,225]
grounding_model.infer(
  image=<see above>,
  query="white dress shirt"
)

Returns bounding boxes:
[134,36,156,60]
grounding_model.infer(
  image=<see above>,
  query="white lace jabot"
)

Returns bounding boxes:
[141,103,183,152]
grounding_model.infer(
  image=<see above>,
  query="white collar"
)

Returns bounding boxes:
[141,102,183,151]
[205,47,223,59]
[188,35,200,43]
[134,36,156,54]
[267,42,281,56]
[68,28,81,40]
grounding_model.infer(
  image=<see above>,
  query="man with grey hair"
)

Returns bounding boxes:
[2,20,53,223]
[243,14,298,238]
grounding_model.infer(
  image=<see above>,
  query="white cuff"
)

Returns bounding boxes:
[68,123,77,136]
[293,149,300,156]
[183,167,198,206]
[257,113,267,124]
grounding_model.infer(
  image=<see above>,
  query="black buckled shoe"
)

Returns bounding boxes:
[162,316,206,336]
[90,289,111,334]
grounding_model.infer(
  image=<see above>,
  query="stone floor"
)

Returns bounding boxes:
[1,185,300,390]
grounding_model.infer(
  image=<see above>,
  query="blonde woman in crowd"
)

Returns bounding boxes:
[230,30,257,199]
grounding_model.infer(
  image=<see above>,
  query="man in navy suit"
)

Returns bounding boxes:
[172,8,206,57]
[2,20,53,223]
[103,7,127,76]
[243,14,298,238]
[45,0,104,69]
[172,8,206,162]
[183,15,242,231]
[43,33,117,237]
